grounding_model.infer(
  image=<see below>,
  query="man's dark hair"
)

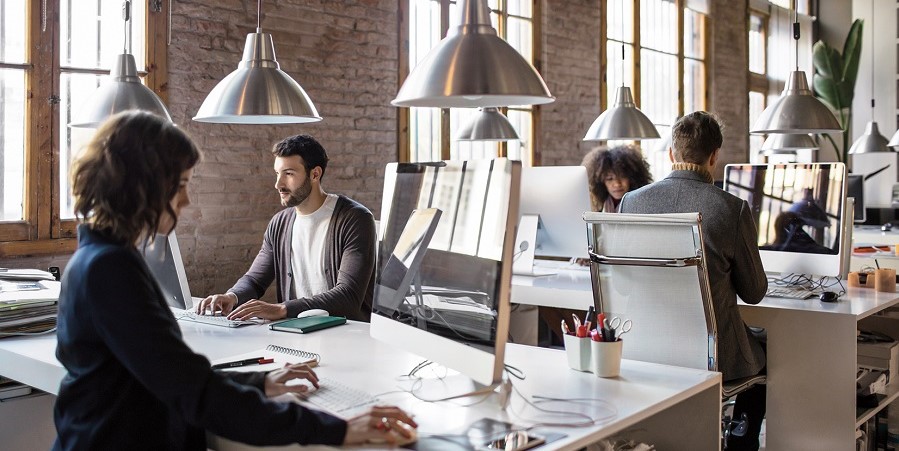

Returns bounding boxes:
[271,135,329,179]
[671,111,724,164]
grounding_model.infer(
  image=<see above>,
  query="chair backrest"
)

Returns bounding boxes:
[583,212,717,372]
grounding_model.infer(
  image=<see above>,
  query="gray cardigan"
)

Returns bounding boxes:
[619,169,768,381]
[229,195,375,321]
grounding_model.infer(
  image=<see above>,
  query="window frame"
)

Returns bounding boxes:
[0,0,168,257]
[396,0,541,164]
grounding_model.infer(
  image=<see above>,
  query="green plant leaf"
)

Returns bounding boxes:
[813,75,843,111]
[813,41,841,79]
[839,19,863,106]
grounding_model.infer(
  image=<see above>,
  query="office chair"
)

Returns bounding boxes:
[583,212,766,448]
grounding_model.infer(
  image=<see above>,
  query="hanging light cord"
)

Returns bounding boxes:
[257,0,262,32]
[122,0,132,55]
[792,0,799,71]
[870,0,875,119]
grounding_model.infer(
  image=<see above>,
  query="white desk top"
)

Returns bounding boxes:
[740,285,899,319]
[511,261,594,310]
[0,318,720,450]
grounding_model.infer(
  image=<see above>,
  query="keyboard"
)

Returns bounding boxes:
[303,378,379,416]
[174,311,258,328]
[765,287,817,300]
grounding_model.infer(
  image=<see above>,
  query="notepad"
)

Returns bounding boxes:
[211,344,322,373]
[270,316,346,334]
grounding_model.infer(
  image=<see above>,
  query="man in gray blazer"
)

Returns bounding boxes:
[619,111,767,451]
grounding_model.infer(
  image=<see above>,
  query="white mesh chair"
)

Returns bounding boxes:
[583,212,765,447]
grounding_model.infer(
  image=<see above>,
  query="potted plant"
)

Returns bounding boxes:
[812,19,863,163]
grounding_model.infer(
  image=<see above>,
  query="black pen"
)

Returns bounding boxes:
[211,357,271,369]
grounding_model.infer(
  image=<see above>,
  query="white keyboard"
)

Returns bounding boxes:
[304,378,379,416]
[765,287,817,300]
[175,311,257,328]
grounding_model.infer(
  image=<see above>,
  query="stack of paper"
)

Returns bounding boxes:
[0,280,60,337]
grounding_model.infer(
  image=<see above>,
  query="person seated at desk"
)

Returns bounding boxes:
[582,144,653,213]
[619,111,768,451]
[54,112,415,450]
[197,134,376,322]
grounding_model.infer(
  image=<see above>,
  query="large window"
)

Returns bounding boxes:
[400,0,537,165]
[0,0,166,255]
[748,10,767,159]
[604,0,708,180]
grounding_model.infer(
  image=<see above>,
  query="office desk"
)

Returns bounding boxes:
[511,262,594,310]
[739,287,899,451]
[0,320,721,450]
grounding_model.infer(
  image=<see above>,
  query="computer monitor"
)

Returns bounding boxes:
[847,174,866,223]
[514,166,591,272]
[723,163,848,278]
[373,159,519,389]
[141,232,193,310]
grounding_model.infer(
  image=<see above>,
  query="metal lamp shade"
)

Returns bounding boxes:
[761,133,817,155]
[751,71,841,134]
[193,31,321,124]
[69,54,172,128]
[888,128,899,148]
[392,0,553,108]
[454,108,520,141]
[849,121,892,154]
[584,86,660,141]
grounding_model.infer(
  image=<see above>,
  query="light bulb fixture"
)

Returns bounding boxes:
[849,121,892,154]
[392,0,553,108]
[454,108,520,141]
[750,6,840,134]
[69,1,172,128]
[760,133,817,155]
[583,86,660,141]
[193,0,320,124]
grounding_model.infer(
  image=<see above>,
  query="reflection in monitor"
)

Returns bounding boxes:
[141,233,193,310]
[517,165,591,259]
[847,174,865,223]
[723,163,847,277]
[373,159,519,390]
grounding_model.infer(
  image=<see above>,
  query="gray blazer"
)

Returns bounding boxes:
[619,170,767,380]
[228,195,375,322]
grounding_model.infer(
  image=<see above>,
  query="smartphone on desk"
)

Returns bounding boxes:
[481,431,546,451]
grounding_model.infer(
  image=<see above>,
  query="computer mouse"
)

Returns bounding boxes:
[296,308,329,318]
[364,420,418,447]
[819,291,839,303]
[882,223,893,232]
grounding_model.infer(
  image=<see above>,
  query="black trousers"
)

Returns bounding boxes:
[726,382,767,450]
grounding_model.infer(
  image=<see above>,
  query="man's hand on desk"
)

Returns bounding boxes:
[196,293,238,315]
[343,405,418,446]
[263,363,319,397]
[228,300,287,321]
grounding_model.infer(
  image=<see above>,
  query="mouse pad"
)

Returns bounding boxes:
[404,418,566,450]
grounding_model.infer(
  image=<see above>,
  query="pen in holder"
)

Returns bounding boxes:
[563,334,591,372]
[590,339,623,378]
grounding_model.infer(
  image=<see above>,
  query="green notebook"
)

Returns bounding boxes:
[269,316,346,334]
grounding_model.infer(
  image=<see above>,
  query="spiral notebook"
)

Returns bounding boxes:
[210,344,321,373]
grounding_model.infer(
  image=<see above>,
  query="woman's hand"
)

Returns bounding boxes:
[342,405,418,446]
[263,363,319,397]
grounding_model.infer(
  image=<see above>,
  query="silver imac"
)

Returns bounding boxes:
[142,232,193,310]
[373,159,519,389]
[723,163,848,278]
[516,165,591,260]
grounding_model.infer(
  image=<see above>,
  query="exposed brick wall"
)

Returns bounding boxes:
[537,0,603,167]
[708,0,749,179]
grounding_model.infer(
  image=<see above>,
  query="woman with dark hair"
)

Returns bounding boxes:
[582,145,653,212]
[53,111,415,450]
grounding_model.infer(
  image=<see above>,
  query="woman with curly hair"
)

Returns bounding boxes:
[582,145,653,212]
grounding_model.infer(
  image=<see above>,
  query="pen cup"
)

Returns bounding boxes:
[875,268,897,293]
[590,339,623,378]
[563,334,591,372]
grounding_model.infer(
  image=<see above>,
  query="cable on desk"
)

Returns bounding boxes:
[507,381,617,428]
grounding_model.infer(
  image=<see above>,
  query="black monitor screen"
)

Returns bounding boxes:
[847,174,865,223]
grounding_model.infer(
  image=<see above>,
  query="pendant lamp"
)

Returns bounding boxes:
[750,7,840,134]
[760,133,817,155]
[849,121,891,154]
[454,108,520,141]
[392,0,553,108]
[888,129,899,148]
[193,0,320,124]
[584,86,660,141]
[69,1,171,128]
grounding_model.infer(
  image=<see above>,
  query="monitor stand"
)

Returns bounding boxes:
[512,214,557,276]
[406,372,512,410]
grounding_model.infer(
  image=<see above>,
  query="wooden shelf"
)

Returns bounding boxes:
[856,379,899,427]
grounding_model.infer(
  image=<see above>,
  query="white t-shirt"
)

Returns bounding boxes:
[290,194,338,299]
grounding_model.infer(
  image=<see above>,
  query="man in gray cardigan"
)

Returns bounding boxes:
[619,112,767,451]
[197,135,375,322]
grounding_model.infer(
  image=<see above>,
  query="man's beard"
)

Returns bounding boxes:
[280,178,312,207]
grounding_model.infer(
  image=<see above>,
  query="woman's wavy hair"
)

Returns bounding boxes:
[581,145,653,211]
[71,111,200,244]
